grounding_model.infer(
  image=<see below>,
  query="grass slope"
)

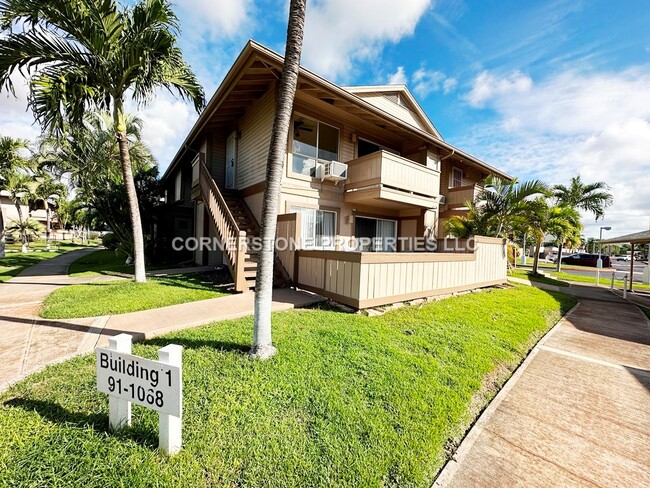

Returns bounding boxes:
[40,274,230,318]
[1,285,576,487]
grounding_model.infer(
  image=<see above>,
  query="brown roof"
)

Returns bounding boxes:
[162,40,512,182]
[601,229,650,245]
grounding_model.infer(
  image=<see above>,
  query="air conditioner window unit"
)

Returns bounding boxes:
[319,160,348,182]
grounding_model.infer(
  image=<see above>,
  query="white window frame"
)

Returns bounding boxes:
[451,167,463,189]
[289,114,340,180]
[290,206,337,250]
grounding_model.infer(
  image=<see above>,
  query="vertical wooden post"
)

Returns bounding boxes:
[158,344,183,455]
[108,334,132,430]
[235,230,248,292]
[630,243,635,291]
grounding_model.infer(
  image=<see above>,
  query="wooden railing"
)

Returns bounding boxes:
[444,184,481,208]
[345,150,440,198]
[194,155,249,292]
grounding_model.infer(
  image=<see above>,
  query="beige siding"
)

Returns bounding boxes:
[355,93,429,132]
[237,86,276,189]
[295,237,506,308]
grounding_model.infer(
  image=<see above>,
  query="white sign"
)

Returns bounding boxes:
[96,347,182,417]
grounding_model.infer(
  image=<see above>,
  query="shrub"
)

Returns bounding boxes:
[101,232,119,250]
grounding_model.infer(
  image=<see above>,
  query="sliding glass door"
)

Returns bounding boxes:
[354,217,397,252]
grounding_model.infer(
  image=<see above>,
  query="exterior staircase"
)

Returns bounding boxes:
[193,156,290,292]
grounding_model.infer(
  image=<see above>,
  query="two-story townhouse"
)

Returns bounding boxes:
[156,40,510,308]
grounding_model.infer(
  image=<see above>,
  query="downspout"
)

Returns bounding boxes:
[439,148,455,163]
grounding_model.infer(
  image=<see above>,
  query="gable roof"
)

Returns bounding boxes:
[343,85,442,138]
[162,40,512,181]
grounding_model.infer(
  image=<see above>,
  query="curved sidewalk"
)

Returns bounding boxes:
[435,286,650,487]
[0,250,323,392]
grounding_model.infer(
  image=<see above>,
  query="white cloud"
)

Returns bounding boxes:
[443,77,457,94]
[412,68,448,98]
[465,70,532,108]
[173,0,254,39]
[457,66,650,237]
[302,0,432,81]
[0,73,40,142]
[387,66,408,85]
[126,93,199,171]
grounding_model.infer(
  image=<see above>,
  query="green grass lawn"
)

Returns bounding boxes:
[1,285,576,487]
[508,269,570,287]
[550,271,650,290]
[5,239,99,253]
[40,274,230,318]
[69,249,168,277]
[0,251,62,283]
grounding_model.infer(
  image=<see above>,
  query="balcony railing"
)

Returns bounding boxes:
[344,150,440,207]
[444,184,481,208]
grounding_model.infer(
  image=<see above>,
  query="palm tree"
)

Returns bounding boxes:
[5,217,42,247]
[525,200,582,275]
[0,0,204,282]
[0,136,29,257]
[479,175,550,238]
[251,0,307,360]
[39,112,156,259]
[4,171,33,252]
[444,201,493,238]
[553,176,613,271]
[32,174,67,250]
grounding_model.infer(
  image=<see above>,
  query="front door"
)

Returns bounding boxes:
[225,131,237,189]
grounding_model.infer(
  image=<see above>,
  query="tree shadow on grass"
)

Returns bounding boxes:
[3,397,158,448]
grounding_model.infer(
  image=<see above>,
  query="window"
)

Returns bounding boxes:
[292,115,339,177]
[290,206,337,249]
[355,216,397,252]
[451,167,463,188]
[174,171,182,201]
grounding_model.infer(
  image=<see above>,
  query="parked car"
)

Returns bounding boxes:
[615,255,631,262]
[561,253,611,267]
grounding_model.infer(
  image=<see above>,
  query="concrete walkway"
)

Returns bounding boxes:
[0,250,324,392]
[435,286,650,487]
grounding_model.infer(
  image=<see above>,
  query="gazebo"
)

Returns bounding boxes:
[601,229,650,291]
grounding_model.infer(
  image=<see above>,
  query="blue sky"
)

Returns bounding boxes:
[2,0,650,237]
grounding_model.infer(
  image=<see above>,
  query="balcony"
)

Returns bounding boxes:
[443,184,481,209]
[344,151,440,209]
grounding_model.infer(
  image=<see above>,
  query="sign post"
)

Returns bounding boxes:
[96,334,183,455]
[107,334,132,430]
[158,344,183,455]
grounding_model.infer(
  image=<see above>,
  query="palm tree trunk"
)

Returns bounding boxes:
[0,207,5,258]
[555,242,563,272]
[15,200,27,253]
[114,102,146,283]
[251,0,307,359]
[45,206,51,251]
[532,237,542,274]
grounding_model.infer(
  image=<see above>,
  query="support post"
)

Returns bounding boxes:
[629,243,634,291]
[610,272,615,291]
[108,334,132,430]
[158,344,183,455]
[520,234,527,266]
[623,275,628,299]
